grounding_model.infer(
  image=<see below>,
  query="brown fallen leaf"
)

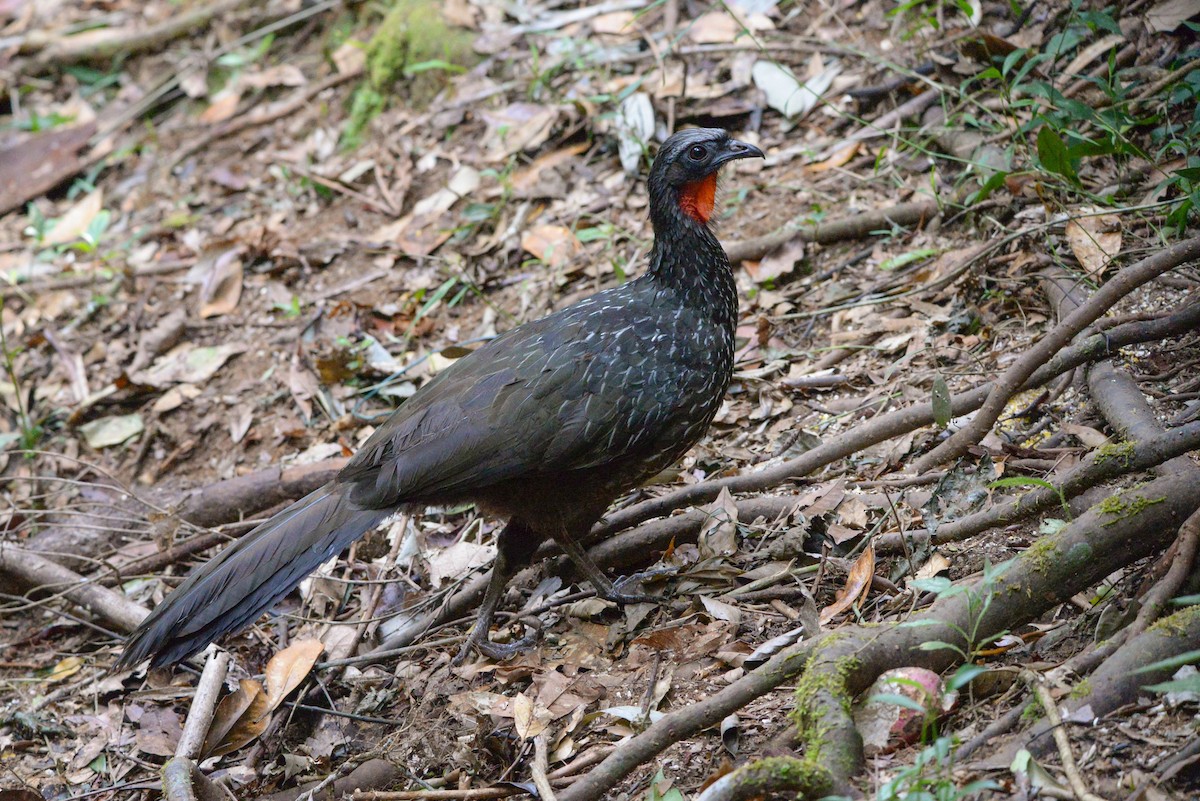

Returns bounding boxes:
[134,706,183,757]
[521,224,581,270]
[262,639,324,716]
[201,678,270,759]
[820,543,875,624]
[44,189,104,246]
[513,691,552,739]
[807,141,860,173]
[199,88,242,124]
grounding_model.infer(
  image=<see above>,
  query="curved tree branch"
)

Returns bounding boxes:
[914,236,1200,472]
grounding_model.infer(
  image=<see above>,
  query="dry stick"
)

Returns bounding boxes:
[354,789,518,800]
[1024,671,1109,801]
[92,460,345,586]
[1088,359,1200,477]
[1039,266,1188,474]
[174,648,230,760]
[876,419,1200,554]
[162,757,227,801]
[0,258,196,300]
[913,236,1200,472]
[170,69,363,168]
[1041,265,1200,675]
[559,471,1200,801]
[546,747,615,780]
[0,545,148,633]
[695,755,832,801]
[587,300,1200,548]
[724,194,945,263]
[25,0,257,64]
[1059,376,1200,675]
[172,459,346,530]
[532,735,557,801]
[954,702,1028,761]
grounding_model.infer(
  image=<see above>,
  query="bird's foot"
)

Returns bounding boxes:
[601,567,677,605]
[451,617,542,666]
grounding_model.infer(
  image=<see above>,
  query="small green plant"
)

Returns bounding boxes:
[6,109,75,132]
[67,210,113,257]
[64,64,123,96]
[889,0,980,35]
[903,560,1011,663]
[988,476,1070,516]
[273,296,304,318]
[0,317,42,452]
[640,769,684,801]
[877,735,998,800]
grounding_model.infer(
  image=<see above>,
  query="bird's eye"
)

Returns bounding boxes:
[688,145,708,161]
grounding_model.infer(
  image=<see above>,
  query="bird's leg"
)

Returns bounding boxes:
[453,520,541,665]
[553,530,660,605]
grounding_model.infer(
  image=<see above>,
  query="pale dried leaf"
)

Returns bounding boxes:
[481,103,559,161]
[133,343,246,387]
[688,11,740,43]
[808,141,860,172]
[745,238,804,282]
[513,691,551,739]
[615,92,654,174]
[199,89,241,124]
[79,413,144,449]
[44,189,103,246]
[752,59,840,119]
[914,552,951,581]
[700,595,743,625]
[1065,209,1122,273]
[592,10,635,34]
[698,487,739,558]
[197,249,243,318]
[429,540,496,588]
[332,40,366,75]
[44,656,84,683]
[1146,0,1200,32]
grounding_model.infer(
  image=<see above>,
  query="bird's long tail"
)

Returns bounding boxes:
[116,484,389,669]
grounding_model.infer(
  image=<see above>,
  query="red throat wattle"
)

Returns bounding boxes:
[678,173,718,224]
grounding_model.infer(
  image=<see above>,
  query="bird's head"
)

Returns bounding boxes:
[647,128,764,232]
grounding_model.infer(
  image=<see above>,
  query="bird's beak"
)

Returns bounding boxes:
[714,138,765,167]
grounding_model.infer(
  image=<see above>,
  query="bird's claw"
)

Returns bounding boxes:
[603,568,676,605]
[452,617,542,666]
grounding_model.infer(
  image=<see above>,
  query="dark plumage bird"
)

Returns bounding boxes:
[116,128,764,670]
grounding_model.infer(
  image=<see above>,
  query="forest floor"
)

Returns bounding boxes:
[2,1,1200,800]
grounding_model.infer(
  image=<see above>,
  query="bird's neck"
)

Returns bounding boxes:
[647,221,739,331]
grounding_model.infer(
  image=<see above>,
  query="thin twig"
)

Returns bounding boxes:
[1023,670,1108,801]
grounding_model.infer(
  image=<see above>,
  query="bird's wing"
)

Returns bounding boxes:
[338,290,711,507]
